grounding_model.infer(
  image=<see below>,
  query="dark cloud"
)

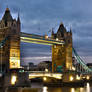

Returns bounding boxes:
[0,0,92,64]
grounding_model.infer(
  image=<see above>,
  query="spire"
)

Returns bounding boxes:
[6,7,9,11]
[51,28,54,35]
[57,23,64,34]
[70,27,72,34]
[17,13,20,24]
[6,5,9,11]
[2,7,13,22]
[60,22,63,27]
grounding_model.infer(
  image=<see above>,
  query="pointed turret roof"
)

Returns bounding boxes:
[2,8,13,22]
[57,23,66,38]
[70,27,72,34]
[17,13,20,24]
[51,28,54,34]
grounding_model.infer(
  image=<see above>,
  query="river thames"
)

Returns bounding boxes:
[1,82,91,92]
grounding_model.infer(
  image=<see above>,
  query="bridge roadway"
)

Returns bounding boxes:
[27,71,62,79]
[27,71,92,82]
[20,32,65,45]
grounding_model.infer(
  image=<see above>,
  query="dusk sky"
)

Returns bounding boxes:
[0,0,92,65]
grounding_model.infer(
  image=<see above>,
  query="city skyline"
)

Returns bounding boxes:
[0,0,92,65]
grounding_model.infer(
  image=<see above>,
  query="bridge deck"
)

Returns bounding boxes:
[20,32,65,45]
[28,71,62,79]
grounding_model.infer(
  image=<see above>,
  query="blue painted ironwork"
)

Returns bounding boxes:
[73,47,92,73]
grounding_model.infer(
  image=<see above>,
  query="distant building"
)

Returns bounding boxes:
[29,62,34,67]
[28,62,38,71]
[37,61,52,72]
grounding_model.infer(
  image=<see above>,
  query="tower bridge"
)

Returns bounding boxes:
[0,8,92,87]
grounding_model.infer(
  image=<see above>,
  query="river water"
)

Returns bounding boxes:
[1,82,92,92]
[31,82,91,92]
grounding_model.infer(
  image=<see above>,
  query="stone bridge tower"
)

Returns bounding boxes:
[52,23,72,72]
[0,8,20,72]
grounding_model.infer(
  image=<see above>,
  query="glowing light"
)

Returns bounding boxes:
[29,73,62,79]
[71,88,75,92]
[72,66,76,71]
[70,76,74,81]
[43,77,47,81]
[43,87,48,92]
[52,74,62,79]
[76,75,80,80]
[10,59,20,69]
[11,75,17,85]
[21,39,52,45]
[82,76,86,79]
[21,36,64,45]
[80,88,84,92]
[86,83,90,92]
[45,35,48,39]
[87,76,90,80]
[45,69,48,72]
[56,38,59,41]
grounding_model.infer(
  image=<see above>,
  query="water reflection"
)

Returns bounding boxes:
[86,83,90,92]
[71,88,75,92]
[43,87,48,92]
[2,82,92,92]
[80,88,84,92]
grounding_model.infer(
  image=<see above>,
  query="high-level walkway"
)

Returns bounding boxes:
[20,32,64,45]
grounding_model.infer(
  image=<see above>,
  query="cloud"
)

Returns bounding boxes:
[0,0,92,64]
[21,56,51,65]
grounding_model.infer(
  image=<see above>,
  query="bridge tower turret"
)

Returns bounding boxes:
[0,8,21,72]
[52,23,72,72]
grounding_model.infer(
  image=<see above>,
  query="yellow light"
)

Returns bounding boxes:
[45,69,48,72]
[56,38,59,41]
[21,39,52,45]
[86,83,90,92]
[76,75,80,80]
[52,74,62,79]
[87,76,90,80]
[45,35,48,39]
[43,77,47,81]
[70,76,74,81]
[71,88,75,92]
[72,67,76,71]
[82,76,86,79]
[21,36,63,45]
[11,75,17,85]
[43,87,48,92]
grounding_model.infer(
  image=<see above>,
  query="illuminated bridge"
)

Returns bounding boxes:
[1,8,92,87]
[28,71,62,79]
[0,34,92,74]
[20,32,65,45]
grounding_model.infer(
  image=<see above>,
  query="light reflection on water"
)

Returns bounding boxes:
[41,83,91,92]
[3,82,92,92]
[43,87,48,92]
[71,88,75,92]
[86,83,90,92]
